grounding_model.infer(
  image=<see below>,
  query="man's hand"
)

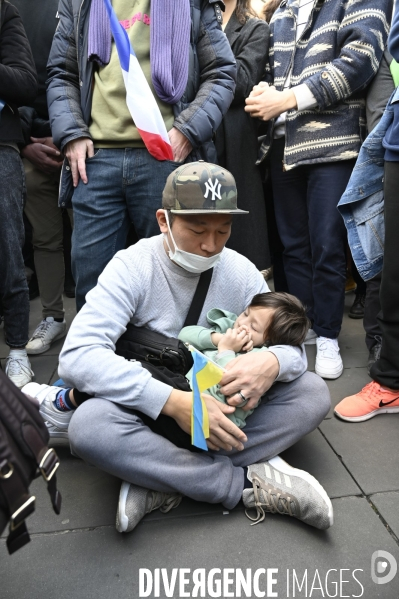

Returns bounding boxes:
[21,136,63,174]
[220,351,280,411]
[162,389,247,451]
[65,137,94,187]
[168,127,193,162]
[245,83,297,121]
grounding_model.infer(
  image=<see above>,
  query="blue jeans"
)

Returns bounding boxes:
[0,147,29,347]
[71,149,181,310]
[270,138,355,339]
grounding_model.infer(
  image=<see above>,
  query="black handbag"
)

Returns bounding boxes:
[115,268,213,375]
[0,369,62,554]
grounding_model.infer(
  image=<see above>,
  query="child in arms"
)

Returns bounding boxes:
[178,292,309,428]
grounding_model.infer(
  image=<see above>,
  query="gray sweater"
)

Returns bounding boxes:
[59,235,307,419]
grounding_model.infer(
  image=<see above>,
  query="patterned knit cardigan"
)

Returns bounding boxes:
[259,0,393,170]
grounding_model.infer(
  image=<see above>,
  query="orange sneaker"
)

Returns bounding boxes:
[334,381,399,422]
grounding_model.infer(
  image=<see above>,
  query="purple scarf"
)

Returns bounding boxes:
[88,0,191,104]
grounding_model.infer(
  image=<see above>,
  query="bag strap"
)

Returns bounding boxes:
[183,268,213,327]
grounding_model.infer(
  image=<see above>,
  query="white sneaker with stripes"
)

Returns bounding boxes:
[242,456,333,530]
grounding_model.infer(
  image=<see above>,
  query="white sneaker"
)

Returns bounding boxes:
[5,352,34,388]
[26,317,67,355]
[304,328,318,345]
[243,456,333,530]
[22,382,73,445]
[116,481,183,533]
[315,337,343,379]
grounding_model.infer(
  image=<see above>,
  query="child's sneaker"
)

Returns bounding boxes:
[22,382,73,445]
[334,381,399,422]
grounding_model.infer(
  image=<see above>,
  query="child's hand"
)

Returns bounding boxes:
[236,325,253,352]
[242,336,254,352]
[218,327,251,353]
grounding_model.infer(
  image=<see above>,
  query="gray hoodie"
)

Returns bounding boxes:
[59,235,307,419]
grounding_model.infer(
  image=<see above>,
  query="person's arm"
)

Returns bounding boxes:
[46,0,92,153]
[230,18,270,106]
[178,325,217,351]
[303,0,392,112]
[266,343,307,382]
[19,108,64,174]
[0,3,37,106]
[59,256,173,420]
[246,0,392,120]
[172,3,236,149]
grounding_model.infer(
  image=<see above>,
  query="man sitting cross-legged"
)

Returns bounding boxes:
[24,163,333,532]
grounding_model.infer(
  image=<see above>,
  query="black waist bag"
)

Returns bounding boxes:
[115,269,214,451]
[115,326,193,375]
[0,369,62,554]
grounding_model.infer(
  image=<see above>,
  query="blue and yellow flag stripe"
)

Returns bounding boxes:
[189,346,224,451]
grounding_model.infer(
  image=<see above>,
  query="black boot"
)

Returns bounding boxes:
[348,293,366,319]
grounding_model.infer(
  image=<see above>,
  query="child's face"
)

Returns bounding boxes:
[234,306,275,348]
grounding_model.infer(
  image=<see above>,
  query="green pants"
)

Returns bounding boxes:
[23,159,66,320]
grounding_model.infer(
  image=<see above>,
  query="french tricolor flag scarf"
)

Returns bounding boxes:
[102,0,174,161]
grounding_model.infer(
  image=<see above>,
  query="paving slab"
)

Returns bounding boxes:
[0,428,359,539]
[320,415,399,495]
[371,492,399,540]
[0,448,120,538]
[281,429,361,499]
[1,497,398,599]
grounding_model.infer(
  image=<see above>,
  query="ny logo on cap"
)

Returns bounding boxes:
[204,178,222,202]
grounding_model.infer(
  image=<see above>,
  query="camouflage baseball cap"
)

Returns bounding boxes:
[162,161,248,214]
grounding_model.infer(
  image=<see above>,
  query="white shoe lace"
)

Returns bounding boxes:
[6,357,32,377]
[30,319,53,341]
[317,338,339,359]
[245,474,296,526]
[147,491,183,514]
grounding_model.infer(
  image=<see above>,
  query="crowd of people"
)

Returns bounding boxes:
[1,0,399,534]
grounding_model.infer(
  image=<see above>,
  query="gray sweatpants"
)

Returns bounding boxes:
[68,371,330,510]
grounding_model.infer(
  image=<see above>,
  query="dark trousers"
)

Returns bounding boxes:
[364,274,382,351]
[270,138,355,338]
[0,147,29,348]
[351,257,382,350]
[371,161,399,388]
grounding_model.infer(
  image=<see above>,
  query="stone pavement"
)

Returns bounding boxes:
[1,292,399,599]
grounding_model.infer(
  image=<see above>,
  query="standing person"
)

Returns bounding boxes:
[24,163,333,532]
[215,0,271,271]
[47,0,236,311]
[335,6,399,422]
[362,49,395,373]
[245,0,392,379]
[13,0,68,356]
[338,49,395,374]
[0,0,37,387]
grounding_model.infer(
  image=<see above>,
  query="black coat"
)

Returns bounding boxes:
[0,0,37,144]
[215,13,270,270]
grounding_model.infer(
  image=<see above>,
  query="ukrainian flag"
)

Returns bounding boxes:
[189,346,224,451]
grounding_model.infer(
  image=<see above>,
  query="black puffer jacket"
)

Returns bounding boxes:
[0,0,37,144]
[47,0,236,207]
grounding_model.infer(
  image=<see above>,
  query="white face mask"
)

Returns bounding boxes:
[163,211,223,274]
